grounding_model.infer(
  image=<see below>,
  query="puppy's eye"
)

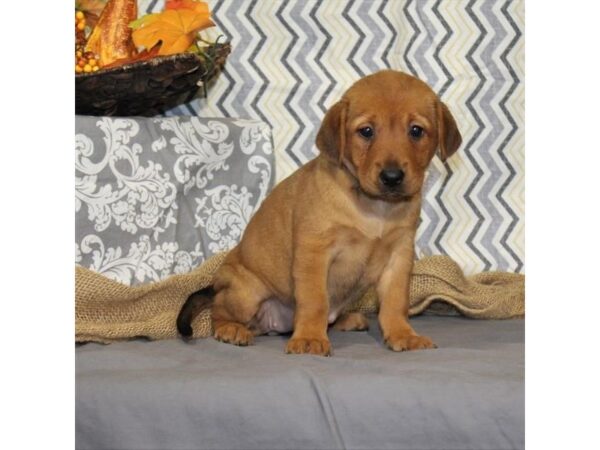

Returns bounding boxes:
[409,125,424,139]
[358,126,374,139]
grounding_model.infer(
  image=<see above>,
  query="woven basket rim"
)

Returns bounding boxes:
[75,43,231,79]
[75,43,231,116]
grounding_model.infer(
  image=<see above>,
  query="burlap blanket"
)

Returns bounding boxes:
[75,253,524,343]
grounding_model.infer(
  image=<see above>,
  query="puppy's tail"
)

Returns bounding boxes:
[176,286,216,340]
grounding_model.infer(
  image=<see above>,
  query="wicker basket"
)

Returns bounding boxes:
[75,42,231,116]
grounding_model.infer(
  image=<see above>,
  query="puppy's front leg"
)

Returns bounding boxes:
[378,243,436,352]
[286,242,332,356]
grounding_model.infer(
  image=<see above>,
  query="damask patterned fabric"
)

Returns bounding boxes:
[75,115,274,286]
[139,0,525,275]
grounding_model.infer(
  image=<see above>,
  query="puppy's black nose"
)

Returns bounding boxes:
[379,168,405,187]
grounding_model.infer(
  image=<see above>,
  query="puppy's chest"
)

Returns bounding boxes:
[328,223,395,294]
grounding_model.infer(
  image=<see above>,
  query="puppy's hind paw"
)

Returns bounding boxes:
[285,337,332,356]
[213,322,254,346]
[384,334,437,352]
[332,312,369,331]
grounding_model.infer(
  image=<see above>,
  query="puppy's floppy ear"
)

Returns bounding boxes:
[436,101,462,162]
[316,100,348,164]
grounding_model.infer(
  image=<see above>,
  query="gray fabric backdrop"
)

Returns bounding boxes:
[139,0,525,276]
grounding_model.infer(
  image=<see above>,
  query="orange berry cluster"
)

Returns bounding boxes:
[75,10,100,74]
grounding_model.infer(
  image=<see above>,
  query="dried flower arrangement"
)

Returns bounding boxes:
[75,0,230,116]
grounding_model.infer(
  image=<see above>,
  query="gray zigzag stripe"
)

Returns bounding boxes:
[245,0,271,127]
[288,0,325,161]
[207,0,235,118]
[357,1,390,73]
[432,164,455,254]
[309,2,336,113]
[402,0,420,76]
[431,0,454,97]
[342,0,366,77]
[377,1,398,68]
[431,0,456,253]
[417,165,443,256]
[497,0,523,272]
[276,1,304,167]
[412,0,439,87]
[464,0,492,270]
[144,0,159,14]
[474,0,510,271]
[219,0,258,119]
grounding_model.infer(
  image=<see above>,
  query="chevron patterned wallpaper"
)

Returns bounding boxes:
[138,0,525,275]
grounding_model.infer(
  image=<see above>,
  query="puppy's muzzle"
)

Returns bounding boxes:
[379,168,405,188]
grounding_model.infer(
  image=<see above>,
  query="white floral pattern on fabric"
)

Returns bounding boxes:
[76,234,205,284]
[75,118,178,235]
[153,117,235,193]
[76,116,275,286]
[194,185,254,254]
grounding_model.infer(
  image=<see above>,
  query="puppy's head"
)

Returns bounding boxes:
[316,70,462,202]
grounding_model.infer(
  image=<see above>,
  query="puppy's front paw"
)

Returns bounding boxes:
[285,337,332,356]
[384,334,437,352]
[213,322,254,346]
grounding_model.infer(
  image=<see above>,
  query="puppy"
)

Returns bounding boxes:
[177,70,461,356]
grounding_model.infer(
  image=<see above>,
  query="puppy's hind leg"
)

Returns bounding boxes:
[332,312,369,331]
[211,264,269,347]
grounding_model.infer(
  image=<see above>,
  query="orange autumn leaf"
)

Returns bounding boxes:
[130,2,214,56]
[165,0,208,12]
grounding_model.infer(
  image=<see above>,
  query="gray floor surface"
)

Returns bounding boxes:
[76,315,524,450]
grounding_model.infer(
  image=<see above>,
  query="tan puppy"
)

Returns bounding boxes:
[177,70,462,356]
